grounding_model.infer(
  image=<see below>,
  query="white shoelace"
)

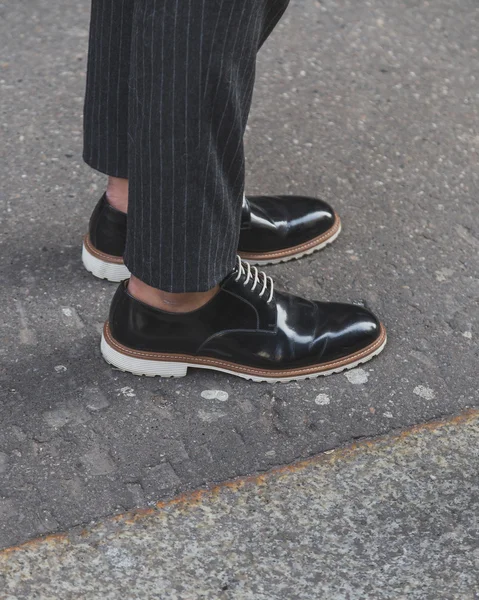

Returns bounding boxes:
[234,256,274,303]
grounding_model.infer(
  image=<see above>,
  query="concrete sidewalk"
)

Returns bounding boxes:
[2,411,478,599]
[1,0,478,552]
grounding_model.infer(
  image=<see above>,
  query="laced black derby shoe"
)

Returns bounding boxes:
[82,193,341,281]
[101,258,386,383]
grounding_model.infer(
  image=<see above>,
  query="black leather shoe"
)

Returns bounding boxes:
[101,258,386,382]
[82,193,341,281]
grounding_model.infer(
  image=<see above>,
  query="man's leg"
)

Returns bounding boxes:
[84,0,290,293]
[125,0,290,293]
[83,0,132,216]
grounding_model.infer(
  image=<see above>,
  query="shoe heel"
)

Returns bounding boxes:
[101,331,188,378]
[82,238,130,282]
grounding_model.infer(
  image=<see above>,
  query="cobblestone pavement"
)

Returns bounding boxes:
[1,412,478,600]
[1,0,478,548]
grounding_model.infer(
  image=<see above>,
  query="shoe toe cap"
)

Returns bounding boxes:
[288,196,337,238]
[314,302,384,362]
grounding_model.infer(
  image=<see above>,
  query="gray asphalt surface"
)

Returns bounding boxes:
[1,0,478,549]
[2,412,478,600]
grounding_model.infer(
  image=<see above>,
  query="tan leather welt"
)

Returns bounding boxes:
[238,213,341,261]
[104,320,386,378]
[84,234,125,264]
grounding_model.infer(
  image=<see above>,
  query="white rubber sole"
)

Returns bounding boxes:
[100,324,387,383]
[82,241,130,282]
[245,222,342,266]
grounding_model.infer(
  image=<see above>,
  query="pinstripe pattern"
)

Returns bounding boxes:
[83,0,290,292]
[84,0,132,178]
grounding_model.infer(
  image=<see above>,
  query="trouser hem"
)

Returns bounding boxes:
[124,256,235,294]
[83,152,128,180]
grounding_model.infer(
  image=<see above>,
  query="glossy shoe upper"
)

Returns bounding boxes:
[108,261,383,372]
[88,193,127,257]
[238,195,337,253]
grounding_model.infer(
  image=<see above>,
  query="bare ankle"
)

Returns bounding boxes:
[106,177,128,213]
[127,275,219,313]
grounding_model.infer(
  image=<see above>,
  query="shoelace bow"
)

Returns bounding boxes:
[234,256,274,303]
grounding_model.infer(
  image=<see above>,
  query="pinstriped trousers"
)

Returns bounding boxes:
[83,0,290,292]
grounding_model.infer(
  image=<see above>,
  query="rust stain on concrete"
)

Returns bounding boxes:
[2,408,478,557]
